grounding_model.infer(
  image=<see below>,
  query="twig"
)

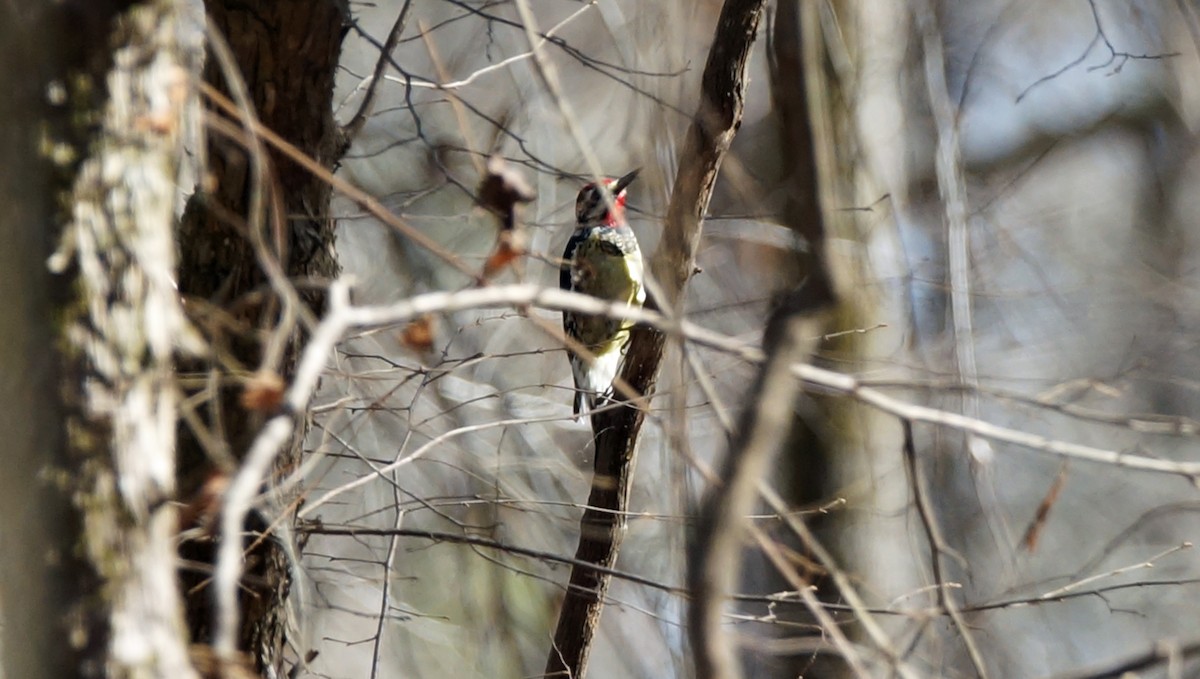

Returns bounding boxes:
[509,0,617,202]
[755,484,918,678]
[1038,542,1192,600]
[369,501,403,679]
[298,526,1200,619]
[378,3,594,93]
[744,523,872,677]
[1017,0,1180,104]
[297,408,579,521]
[902,421,990,678]
[300,526,687,594]
[343,0,412,141]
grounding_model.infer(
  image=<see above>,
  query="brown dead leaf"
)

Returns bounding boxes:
[1021,461,1069,552]
[401,313,436,352]
[240,370,286,413]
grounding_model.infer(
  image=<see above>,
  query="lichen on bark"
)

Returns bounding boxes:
[54,2,205,677]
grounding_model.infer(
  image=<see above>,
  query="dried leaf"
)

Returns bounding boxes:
[240,370,286,413]
[482,233,526,280]
[402,313,436,352]
[1021,462,1069,552]
[477,155,535,230]
[179,471,229,533]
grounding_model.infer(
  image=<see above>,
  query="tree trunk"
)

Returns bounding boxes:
[176,0,346,672]
[0,0,115,675]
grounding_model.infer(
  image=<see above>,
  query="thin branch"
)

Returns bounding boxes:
[744,522,873,677]
[509,0,614,194]
[366,3,594,93]
[212,280,1200,482]
[297,408,577,521]
[902,421,990,678]
[1037,542,1192,601]
[1017,0,1180,103]
[755,485,918,678]
[299,525,1200,619]
[301,526,687,595]
[343,0,412,141]
[369,501,403,679]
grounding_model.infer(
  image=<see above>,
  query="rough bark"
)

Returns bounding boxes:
[176,0,346,672]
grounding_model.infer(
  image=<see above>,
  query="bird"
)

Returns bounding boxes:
[560,169,645,417]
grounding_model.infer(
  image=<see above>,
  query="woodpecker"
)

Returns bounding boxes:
[560,169,645,417]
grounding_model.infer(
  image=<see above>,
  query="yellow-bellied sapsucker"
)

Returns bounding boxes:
[560,169,645,416]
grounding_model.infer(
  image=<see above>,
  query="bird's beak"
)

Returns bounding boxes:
[612,168,640,195]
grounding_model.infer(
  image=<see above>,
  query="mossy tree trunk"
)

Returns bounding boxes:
[1,1,207,678]
[0,0,347,676]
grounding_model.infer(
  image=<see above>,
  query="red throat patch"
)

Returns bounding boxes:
[602,182,627,226]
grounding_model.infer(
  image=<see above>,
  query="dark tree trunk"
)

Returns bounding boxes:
[176,1,347,672]
[0,2,103,677]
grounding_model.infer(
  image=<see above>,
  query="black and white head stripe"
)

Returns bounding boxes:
[574,168,639,225]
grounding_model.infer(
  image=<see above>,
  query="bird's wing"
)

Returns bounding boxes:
[560,229,585,293]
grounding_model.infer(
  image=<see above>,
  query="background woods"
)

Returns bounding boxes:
[3,1,1200,678]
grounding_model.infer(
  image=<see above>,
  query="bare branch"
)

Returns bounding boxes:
[211,280,1200,488]
[343,1,412,141]
[1017,0,1180,103]
[901,422,990,679]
